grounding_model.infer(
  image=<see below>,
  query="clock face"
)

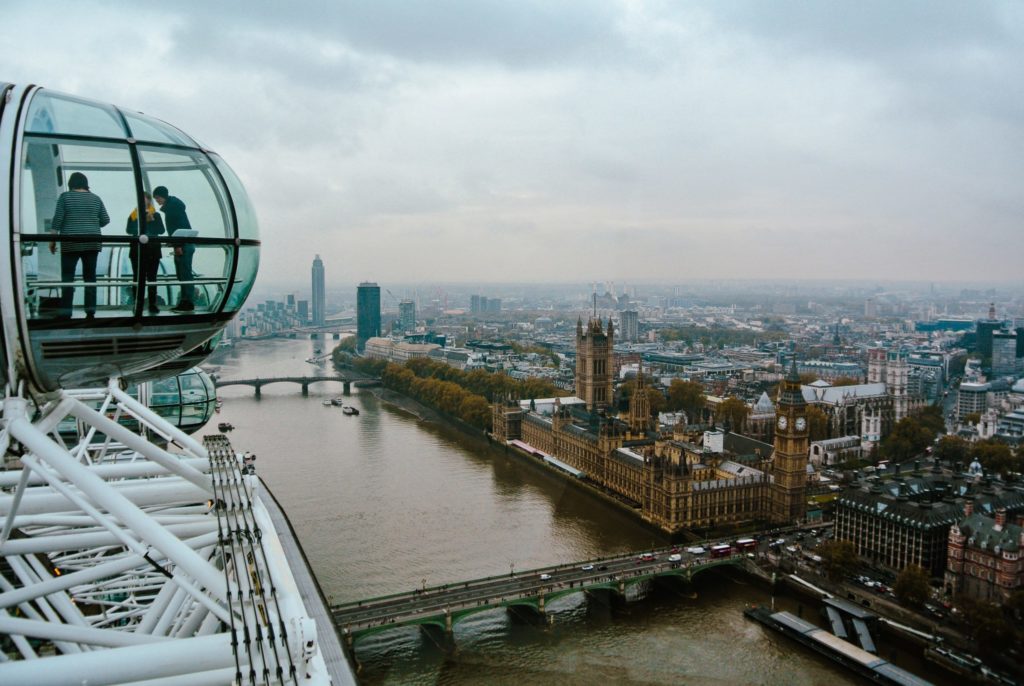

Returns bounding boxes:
[795,417,807,431]
[777,416,788,430]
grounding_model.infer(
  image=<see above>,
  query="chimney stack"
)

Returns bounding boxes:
[994,507,1007,530]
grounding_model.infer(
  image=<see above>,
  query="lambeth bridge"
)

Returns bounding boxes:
[332,543,770,647]
[214,374,381,397]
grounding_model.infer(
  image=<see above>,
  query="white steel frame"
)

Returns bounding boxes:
[0,379,328,685]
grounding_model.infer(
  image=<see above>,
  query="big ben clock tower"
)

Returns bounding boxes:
[771,359,810,524]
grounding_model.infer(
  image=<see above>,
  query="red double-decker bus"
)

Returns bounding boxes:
[710,544,733,558]
[735,538,756,551]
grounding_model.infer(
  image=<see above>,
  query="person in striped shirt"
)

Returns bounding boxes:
[49,172,109,319]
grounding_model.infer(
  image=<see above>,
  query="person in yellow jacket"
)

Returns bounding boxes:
[125,192,165,314]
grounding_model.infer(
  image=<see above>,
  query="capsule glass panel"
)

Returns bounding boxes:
[138,147,232,238]
[226,245,259,312]
[25,91,126,138]
[209,154,259,241]
[122,111,196,147]
[19,139,138,320]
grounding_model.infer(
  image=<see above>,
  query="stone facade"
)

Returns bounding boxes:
[771,362,811,524]
[575,316,614,411]
[491,331,811,534]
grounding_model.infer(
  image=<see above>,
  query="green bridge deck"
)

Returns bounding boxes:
[332,551,764,646]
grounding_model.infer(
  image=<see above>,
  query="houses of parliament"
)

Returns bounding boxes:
[492,315,810,534]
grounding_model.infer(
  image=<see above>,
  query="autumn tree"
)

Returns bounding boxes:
[644,387,667,416]
[806,405,829,442]
[933,435,970,465]
[832,376,861,387]
[718,397,750,432]
[879,416,935,462]
[818,540,858,581]
[912,405,946,436]
[894,564,930,607]
[667,380,706,421]
[971,440,1022,479]
[957,596,1017,658]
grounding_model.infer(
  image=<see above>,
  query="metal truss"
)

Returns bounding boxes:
[0,379,328,685]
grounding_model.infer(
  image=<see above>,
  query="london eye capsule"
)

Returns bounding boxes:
[0,83,259,392]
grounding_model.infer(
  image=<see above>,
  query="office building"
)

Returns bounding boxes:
[977,318,1002,360]
[399,300,416,332]
[991,331,1018,378]
[957,382,989,420]
[469,294,500,315]
[297,300,309,323]
[620,309,639,343]
[356,282,381,351]
[311,255,325,327]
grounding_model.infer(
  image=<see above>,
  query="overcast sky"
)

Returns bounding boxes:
[6,1,1023,290]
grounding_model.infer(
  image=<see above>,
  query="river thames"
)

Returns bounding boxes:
[206,338,939,685]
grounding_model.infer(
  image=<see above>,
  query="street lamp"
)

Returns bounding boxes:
[509,560,516,578]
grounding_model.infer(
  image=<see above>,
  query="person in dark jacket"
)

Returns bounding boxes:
[50,171,109,319]
[125,192,165,314]
[152,185,195,311]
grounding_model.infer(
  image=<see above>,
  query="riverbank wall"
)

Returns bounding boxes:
[362,385,675,541]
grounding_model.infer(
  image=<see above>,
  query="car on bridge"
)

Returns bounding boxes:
[539,573,552,581]
[581,564,594,571]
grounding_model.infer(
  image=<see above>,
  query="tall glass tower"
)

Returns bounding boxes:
[311,255,325,326]
[357,282,381,350]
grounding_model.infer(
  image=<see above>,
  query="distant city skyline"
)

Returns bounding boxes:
[24,3,1018,285]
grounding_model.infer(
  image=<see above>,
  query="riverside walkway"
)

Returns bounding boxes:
[332,541,768,647]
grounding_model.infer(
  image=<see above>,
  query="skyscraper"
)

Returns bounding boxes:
[311,255,325,326]
[356,282,381,351]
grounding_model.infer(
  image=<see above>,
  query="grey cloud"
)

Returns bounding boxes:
[162,0,626,68]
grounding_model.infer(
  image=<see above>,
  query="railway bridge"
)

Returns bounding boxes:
[214,375,380,397]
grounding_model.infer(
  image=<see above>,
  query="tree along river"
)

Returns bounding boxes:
[207,338,950,685]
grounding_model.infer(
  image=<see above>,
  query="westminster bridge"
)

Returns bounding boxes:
[331,542,771,648]
[213,374,381,397]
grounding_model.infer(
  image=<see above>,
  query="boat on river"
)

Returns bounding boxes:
[342,406,359,416]
[218,422,234,432]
